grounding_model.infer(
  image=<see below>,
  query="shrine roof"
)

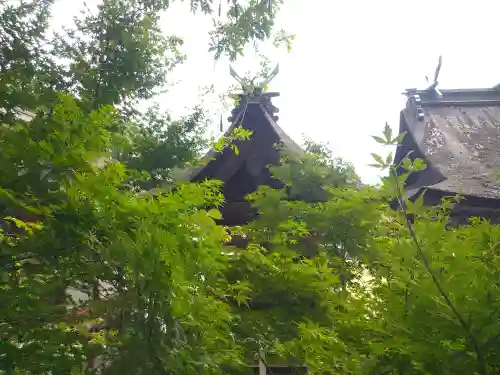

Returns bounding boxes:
[396,87,500,200]
[178,93,302,183]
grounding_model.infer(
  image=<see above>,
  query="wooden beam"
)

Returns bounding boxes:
[258,353,266,375]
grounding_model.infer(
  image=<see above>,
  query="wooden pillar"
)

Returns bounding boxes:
[258,352,266,375]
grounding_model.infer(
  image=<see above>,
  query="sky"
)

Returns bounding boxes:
[50,0,500,185]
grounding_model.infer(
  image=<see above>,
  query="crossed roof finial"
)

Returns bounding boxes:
[229,64,280,96]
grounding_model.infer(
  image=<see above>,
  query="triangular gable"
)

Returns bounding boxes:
[179,94,302,184]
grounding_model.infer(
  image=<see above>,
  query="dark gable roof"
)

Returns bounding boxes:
[396,87,500,200]
[177,97,303,183]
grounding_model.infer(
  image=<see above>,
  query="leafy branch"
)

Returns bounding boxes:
[371,123,488,375]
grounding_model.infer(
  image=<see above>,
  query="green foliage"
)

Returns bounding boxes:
[207,0,295,60]
[9,1,500,374]
[0,96,116,374]
[271,138,359,202]
[0,92,238,374]
[226,130,500,375]
[216,140,381,371]
[0,0,290,374]
[0,0,60,118]
[118,105,208,190]
[53,0,186,108]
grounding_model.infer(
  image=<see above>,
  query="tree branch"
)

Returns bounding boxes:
[0,252,37,268]
[391,169,487,375]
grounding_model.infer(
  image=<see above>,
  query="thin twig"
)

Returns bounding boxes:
[391,169,487,375]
